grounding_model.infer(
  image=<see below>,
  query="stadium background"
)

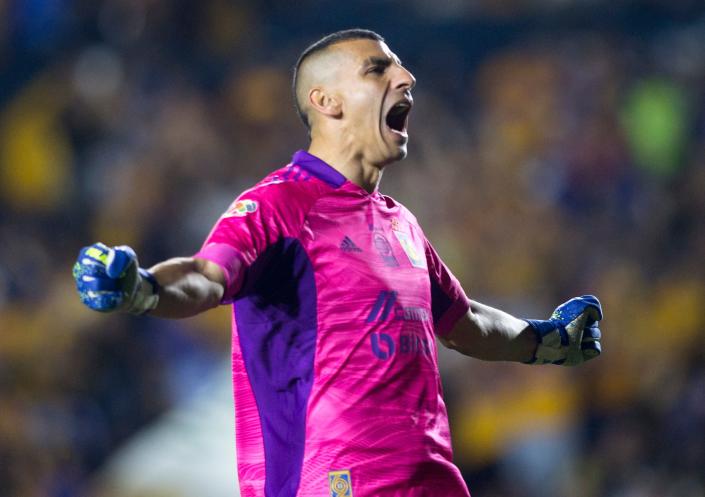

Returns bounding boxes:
[2,0,705,496]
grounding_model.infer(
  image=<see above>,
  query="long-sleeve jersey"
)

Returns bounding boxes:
[195,150,472,497]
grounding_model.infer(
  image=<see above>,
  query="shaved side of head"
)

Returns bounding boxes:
[293,29,384,132]
[294,49,343,131]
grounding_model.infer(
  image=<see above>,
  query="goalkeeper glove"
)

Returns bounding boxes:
[73,242,159,315]
[525,295,603,366]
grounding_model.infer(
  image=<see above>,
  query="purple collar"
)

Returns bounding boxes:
[291,150,347,188]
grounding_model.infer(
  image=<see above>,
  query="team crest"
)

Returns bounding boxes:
[224,199,258,217]
[329,470,353,497]
[394,231,427,269]
[373,233,399,267]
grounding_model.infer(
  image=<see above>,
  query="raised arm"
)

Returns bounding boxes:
[441,296,603,366]
[73,243,231,319]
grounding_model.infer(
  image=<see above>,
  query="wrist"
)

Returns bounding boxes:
[515,321,540,364]
[522,319,543,364]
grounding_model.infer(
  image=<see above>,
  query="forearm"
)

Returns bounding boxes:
[442,300,537,362]
[147,257,225,319]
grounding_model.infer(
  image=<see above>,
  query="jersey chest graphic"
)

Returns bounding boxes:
[305,203,427,278]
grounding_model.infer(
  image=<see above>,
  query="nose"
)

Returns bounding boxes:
[394,66,416,92]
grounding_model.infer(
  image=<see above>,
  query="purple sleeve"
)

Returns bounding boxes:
[425,239,471,337]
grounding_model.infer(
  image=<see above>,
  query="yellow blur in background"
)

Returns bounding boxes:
[1,1,704,497]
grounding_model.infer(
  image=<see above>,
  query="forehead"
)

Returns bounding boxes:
[332,38,401,66]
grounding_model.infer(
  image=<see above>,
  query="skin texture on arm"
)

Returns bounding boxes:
[146,257,227,319]
[440,300,538,363]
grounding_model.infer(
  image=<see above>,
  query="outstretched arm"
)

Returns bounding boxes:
[74,243,232,319]
[147,257,227,318]
[441,301,536,363]
[441,296,603,366]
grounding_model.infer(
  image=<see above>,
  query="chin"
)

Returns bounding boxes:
[389,144,408,163]
[377,149,407,167]
[386,138,409,159]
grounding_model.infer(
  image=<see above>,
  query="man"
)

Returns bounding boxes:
[73,29,603,497]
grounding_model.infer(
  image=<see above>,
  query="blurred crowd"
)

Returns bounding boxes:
[1,1,704,496]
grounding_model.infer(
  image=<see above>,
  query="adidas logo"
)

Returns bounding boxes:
[340,236,362,253]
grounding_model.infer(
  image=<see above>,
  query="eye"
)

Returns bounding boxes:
[367,65,385,75]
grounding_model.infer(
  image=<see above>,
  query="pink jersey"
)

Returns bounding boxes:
[195,150,471,497]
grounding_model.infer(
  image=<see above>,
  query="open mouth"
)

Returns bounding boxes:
[385,100,412,135]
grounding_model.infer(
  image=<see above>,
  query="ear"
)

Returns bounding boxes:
[308,87,342,119]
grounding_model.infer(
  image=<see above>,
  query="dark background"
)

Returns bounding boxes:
[1,1,704,496]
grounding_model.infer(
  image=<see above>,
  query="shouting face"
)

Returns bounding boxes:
[300,38,416,167]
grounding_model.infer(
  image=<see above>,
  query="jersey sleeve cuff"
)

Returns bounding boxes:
[194,242,245,304]
[435,296,471,337]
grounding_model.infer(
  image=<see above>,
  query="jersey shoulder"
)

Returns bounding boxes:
[243,163,330,201]
[221,163,333,232]
[381,194,423,230]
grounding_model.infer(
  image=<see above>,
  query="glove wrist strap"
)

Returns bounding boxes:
[523,319,562,365]
[524,319,554,336]
[126,268,160,315]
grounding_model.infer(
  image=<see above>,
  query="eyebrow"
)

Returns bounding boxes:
[362,56,397,69]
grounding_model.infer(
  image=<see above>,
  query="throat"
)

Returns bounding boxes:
[334,156,382,193]
[308,142,383,194]
[353,164,383,193]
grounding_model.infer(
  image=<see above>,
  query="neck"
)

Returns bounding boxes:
[308,138,382,194]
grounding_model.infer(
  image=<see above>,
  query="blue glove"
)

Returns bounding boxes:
[525,295,603,366]
[73,242,159,315]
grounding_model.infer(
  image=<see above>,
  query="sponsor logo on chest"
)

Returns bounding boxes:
[366,290,432,360]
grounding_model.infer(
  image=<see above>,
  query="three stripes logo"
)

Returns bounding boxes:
[340,236,362,253]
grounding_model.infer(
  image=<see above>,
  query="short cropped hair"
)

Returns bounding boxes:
[293,29,384,131]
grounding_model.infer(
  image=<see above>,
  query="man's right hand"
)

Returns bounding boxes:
[73,242,159,314]
[524,295,603,366]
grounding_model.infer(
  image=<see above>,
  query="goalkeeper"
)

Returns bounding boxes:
[73,29,603,497]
